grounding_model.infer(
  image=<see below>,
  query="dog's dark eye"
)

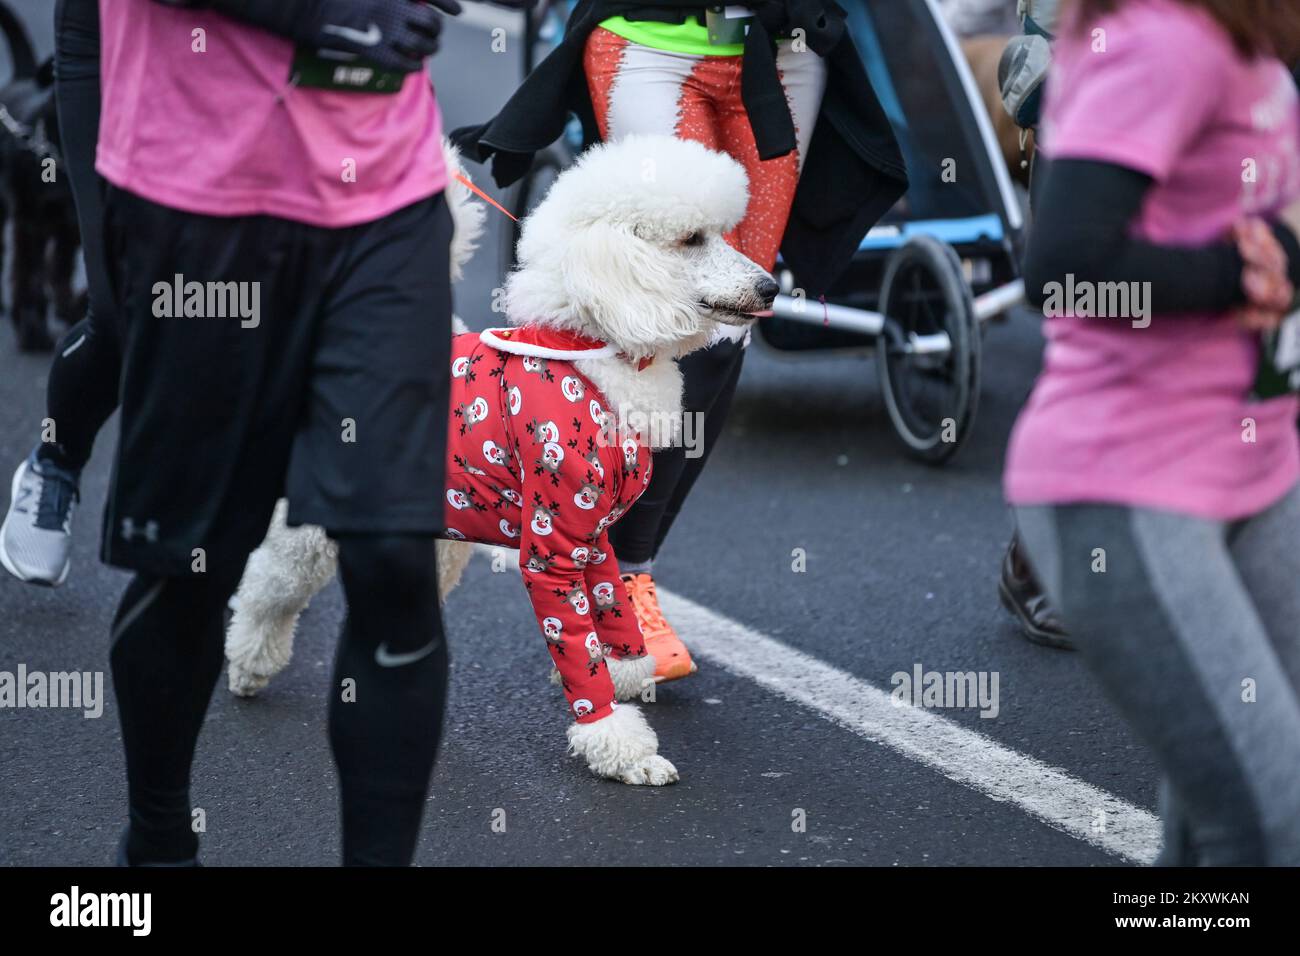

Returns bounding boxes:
[681,232,705,247]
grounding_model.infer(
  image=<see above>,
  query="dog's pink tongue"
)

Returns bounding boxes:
[748,309,774,318]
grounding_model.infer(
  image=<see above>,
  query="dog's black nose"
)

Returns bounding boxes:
[756,275,780,304]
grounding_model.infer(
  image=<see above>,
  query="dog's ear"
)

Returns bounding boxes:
[559,220,700,352]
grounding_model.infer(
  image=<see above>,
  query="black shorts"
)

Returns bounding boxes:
[101,188,453,576]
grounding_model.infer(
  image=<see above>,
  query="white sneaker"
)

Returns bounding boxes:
[0,451,79,587]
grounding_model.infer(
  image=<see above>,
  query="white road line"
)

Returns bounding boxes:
[469,548,1160,862]
[657,587,1162,864]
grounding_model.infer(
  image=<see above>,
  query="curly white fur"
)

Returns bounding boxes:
[227,134,773,786]
[549,652,656,702]
[226,501,473,696]
[567,704,679,785]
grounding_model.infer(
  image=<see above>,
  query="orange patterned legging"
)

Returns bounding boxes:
[583,26,826,272]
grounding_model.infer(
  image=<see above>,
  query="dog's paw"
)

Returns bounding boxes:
[227,660,271,698]
[615,754,679,786]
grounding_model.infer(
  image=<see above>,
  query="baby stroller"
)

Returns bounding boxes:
[506,0,1027,464]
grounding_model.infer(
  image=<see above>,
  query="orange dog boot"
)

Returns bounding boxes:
[622,572,697,682]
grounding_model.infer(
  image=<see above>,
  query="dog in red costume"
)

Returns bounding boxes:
[225,135,777,785]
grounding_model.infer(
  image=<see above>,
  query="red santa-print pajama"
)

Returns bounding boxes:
[442,325,652,724]
[583,25,827,272]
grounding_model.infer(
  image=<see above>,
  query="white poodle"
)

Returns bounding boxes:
[225,134,776,786]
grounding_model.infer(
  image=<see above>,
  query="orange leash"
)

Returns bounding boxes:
[453,172,519,223]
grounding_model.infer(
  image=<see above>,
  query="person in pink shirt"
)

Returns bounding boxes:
[79,0,491,867]
[1007,0,1300,864]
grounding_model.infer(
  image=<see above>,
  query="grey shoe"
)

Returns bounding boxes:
[0,451,79,587]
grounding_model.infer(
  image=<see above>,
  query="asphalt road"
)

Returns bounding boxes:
[0,5,1158,866]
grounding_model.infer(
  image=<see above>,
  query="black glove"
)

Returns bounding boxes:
[298,0,463,72]
[155,0,463,73]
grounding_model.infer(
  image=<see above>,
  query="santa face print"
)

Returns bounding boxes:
[571,546,590,568]
[483,440,508,466]
[562,376,585,402]
[584,631,602,660]
[452,356,471,378]
[573,698,594,718]
[508,386,522,416]
[574,483,601,510]
[530,504,554,536]
[446,488,472,510]
[543,617,563,640]
[499,518,519,539]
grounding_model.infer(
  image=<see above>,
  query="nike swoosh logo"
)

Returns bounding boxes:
[321,22,383,47]
[375,640,439,668]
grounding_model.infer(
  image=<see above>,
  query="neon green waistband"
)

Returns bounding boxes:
[598,15,746,57]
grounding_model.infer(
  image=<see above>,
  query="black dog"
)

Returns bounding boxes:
[0,2,82,352]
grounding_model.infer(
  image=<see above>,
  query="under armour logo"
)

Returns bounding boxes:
[120,518,159,543]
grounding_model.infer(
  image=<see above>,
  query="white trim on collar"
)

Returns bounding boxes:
[479,327,619,360]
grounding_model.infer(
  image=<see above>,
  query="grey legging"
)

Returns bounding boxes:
[1016,484,1300,866]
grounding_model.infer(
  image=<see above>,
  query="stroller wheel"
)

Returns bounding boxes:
[876,235,981,465]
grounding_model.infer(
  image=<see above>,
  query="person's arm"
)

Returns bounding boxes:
[1024,157,1300,316]
[149,0,460,72]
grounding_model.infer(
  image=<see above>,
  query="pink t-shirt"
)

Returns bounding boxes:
[1004,0,1300,520]
[96,0,447,228]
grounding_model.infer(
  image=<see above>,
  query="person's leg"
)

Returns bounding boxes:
[583,28,717,148]
[712,43,824,271]
[109,563,244,864]
[1,0,119,586]
[1016,503,1300,865]
[646,334,744,558]
[331,534,449,866]
[999,154,1071,649]
[606,338,745,568]
[44,0,119,473]
[1228,483,1300,695]
[288,194,454,864]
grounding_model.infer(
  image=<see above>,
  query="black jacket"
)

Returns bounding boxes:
[451,0,908,297]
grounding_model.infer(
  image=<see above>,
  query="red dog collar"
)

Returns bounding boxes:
[481,326,654,370]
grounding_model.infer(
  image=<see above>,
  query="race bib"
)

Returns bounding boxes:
[290,46,404,94]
